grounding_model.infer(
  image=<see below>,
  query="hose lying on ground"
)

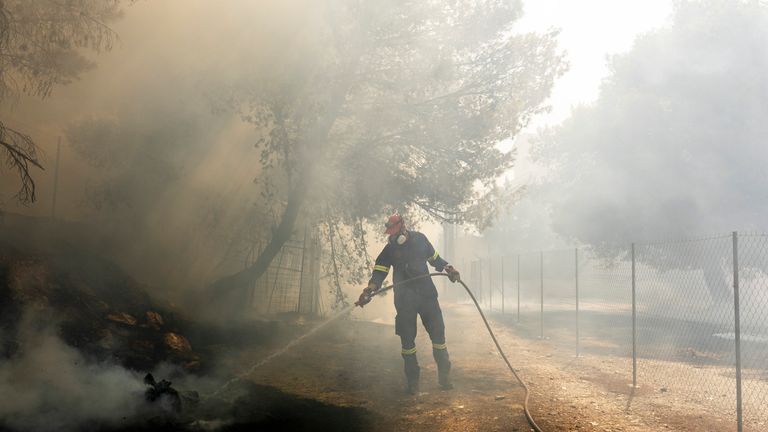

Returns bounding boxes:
[208,272,542,432]
[372,273,543,432]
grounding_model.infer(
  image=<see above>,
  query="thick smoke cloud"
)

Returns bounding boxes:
[538,0,768,248]
[0,312,145,431]
[1,0,324,293]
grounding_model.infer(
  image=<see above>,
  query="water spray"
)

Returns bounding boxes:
[207,273,542,432]
[207,303,357,400]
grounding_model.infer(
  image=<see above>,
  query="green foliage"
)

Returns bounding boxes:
[219,0,565,288]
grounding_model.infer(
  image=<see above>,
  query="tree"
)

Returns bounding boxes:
[0,0,126,204]
[538,0,768,302]
[209,0,566,306]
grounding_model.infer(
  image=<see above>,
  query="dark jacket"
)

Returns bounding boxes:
[368,231,449,297]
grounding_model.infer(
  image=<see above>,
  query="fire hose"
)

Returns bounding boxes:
[365,272,543,432]
[208,273,542,432]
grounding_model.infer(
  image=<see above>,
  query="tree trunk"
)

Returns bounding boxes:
[207,177,308,301]
[205,54,362,311]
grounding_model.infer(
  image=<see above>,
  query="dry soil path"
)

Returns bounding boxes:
[221,303,747,431]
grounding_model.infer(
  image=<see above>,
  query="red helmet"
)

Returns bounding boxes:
[384,214,404,235]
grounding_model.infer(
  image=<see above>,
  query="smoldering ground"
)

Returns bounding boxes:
[0,312,146,431]
[0,312,315,432]
[0,216,375,431]
[0,304,383,432]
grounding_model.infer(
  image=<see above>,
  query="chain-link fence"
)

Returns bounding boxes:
[249,229,322,315]
[737,233,768,428]
[474,232,768,431]
[218,226,322,316]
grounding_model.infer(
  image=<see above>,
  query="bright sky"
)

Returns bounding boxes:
[498,0,674,185]
[516,0,674,129]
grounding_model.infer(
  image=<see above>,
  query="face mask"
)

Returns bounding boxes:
[390,232,407,245]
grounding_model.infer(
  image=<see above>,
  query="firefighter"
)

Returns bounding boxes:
[356,214,460,394]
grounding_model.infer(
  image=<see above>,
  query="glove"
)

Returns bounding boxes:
[355,282,379,307]
[444,265,460,283]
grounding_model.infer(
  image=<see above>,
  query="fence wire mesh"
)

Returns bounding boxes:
[634,235,738,420]
[579,250,632,359]
[515,252,544,339]
[541,249,577,349]
[478,232,768,431]
[241,229,322,316]
[736,233,768,428]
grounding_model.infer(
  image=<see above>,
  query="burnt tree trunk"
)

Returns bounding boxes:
[206,54,362,313]
[207,178,308,300]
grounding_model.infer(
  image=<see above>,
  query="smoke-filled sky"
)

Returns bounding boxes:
[3,0,765,283]
[1,1,328,288]
[2,0,675,214]
[2,0,314,216]
[3,0,556,286]
[489,0,768,258]
[497,0,673,192]
[517,0,673,129]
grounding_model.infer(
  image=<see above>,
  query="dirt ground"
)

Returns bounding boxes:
[216,303,752,431]
[485,310,745,432]
[223,305,531,431]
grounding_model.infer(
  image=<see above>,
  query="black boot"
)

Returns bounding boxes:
[433,346,453,390]
[402,350,420,395]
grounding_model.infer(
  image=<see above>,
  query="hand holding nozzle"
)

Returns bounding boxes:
[355,282,380,307]
[444,265,461,283]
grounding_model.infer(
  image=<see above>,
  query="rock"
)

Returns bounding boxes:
[146,311,164,329]
[165,332,192,352]
[495,395,506,401]
[0,229,202,372]
[107,312,138,326]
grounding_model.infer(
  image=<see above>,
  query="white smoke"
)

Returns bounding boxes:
[0,312,145,432]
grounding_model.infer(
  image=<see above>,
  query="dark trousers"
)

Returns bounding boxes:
[395,286,451,387]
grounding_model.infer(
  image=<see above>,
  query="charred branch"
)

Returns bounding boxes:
[0,121,43,204]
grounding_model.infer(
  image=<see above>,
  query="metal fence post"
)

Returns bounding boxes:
[297,226,308,313]
[51,137,61,220]
[540,251,544,339]
[461,258,466,303]
[631,243,637,388]
[517,254,521,323]
[501,256,505,314]
[733,231,743,432]
[576,248,580,358]
[489,258,493,312]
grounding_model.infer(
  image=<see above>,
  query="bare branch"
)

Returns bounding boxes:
[0,121,44,204]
